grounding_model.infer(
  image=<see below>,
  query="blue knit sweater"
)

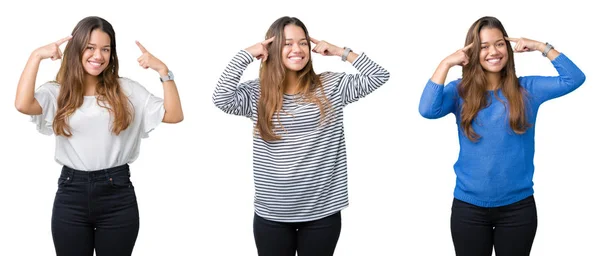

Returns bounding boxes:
[419,53,586,207]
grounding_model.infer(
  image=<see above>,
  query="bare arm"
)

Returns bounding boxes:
[157,72,183,123]
[431,43,473,85]
[505,37,560,60]
[15,36,71,115]
[135,41,183,123]
[15,54,43,115]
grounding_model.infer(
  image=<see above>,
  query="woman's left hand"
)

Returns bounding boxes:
[136,41,168,75]
[505,37,544,53]
[310,37,344,57]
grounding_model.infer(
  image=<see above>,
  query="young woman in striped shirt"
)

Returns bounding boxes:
[213,16,390,256]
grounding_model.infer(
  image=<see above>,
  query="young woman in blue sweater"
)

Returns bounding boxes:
[418,16,585,256]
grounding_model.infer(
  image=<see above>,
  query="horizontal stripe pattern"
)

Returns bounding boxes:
[213,50,389,222]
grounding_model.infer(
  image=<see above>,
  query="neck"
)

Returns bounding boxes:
[284,70,299,95]
[485,71,501,91]
[84,74,98,96]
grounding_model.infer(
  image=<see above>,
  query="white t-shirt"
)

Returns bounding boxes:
[32,77,165,171]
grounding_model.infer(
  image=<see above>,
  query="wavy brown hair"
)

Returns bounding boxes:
[53,16,132,137]
[459,16,530,142]
[257,16,331,141]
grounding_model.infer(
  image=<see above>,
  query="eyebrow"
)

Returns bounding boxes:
[481,39,505,44]
[87,43,111,47]
[285,38,308,41]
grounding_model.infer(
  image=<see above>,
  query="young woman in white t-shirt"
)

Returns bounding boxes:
[14,16,183,256]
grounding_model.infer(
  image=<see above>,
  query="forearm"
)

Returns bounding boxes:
[344,51,359,63]
[213,50,255,116]
[159,76,183,123]
[15,53,43,115]
[430,61,452,85]
[534,41,560,61]
[335,53,391,105]
[214,51,251,95]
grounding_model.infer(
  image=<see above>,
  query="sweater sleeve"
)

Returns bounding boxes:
[520,53,586,104]
[212,50,258,118]
[332,53,390,107]
[419,79,459,119]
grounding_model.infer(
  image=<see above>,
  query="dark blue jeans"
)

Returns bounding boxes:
[451,196,538,256]
[253,212,342,256]
[51,164,139,256]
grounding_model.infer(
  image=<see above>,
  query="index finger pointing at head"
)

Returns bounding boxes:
[310,37,320,44]
[262,36,275,45]
[56,35,73,46]
[136,41,148,53]
[504,37,518,43]
[463,42,474,51]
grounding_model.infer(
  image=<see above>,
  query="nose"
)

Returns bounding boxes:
[292,43,301,52]
[489,45,498,54]
[93,49,103,59]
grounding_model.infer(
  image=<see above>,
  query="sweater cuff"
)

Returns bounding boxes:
[550,52,567,65]
[426,79,444,89]
[238,49,255,65]
[350,52,367,68]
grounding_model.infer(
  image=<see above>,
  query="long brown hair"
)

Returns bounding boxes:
[257,16,331,141]
[53,16,132,137]
[459,16,530,142]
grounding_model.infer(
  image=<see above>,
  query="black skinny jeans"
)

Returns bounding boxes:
[51,164,139,256]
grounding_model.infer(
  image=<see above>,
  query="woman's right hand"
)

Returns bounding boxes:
[244,37,274,62]
[430,43,474,85]
[442,43,473,67]
[32,36,72,61]
[15,36,71,115]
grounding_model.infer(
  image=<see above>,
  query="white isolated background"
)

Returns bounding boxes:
[0,0,597,255]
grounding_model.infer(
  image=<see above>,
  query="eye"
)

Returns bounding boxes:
[285,43,292,46]
[102,48,110,52]
[87,46,94,51]
[481,45,489,49]
[497,42,505,47]
[300,42,308,46]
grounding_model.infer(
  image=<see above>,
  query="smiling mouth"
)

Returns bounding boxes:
[88,61,104,67]
[486,57,502,64]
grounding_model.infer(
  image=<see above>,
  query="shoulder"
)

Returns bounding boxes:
[517,76,535,90]
[243,77,260,85]
[119,77,150,97]
[318,71,342,79]
[317,71,344,86]
[446,78,462,90]
[240,78,261,94]
[37,81,60,94]
[36,81,60,98]
[118,77,156,108]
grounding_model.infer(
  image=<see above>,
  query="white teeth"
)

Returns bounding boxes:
[89,61,102,67]
[487,58,500,63]
[289,57,303,60]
